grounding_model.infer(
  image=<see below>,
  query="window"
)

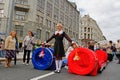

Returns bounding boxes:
[69,18,72,27]
[46,19,51,28]
[60,0,64,10]
[88,34,90,39]
[15,11,26,20]
[36,15,43,24]
[0,19,1,30]
[46,31,50,40]
[53,22,56,31]
[54,7,59,20]
[64,1,69,13]
[0,9,4,18]
[37,0,45,13]
[84,27,87,32]
[36,29,41,39]
[15,25,23,37]
[64,16,68,27]
[54,0,59,6]
[46,2,52,18]
[88,28,90,32]
[15,0,28,5]
[84,33,86,39]
[60,12,64,24]
[36,15,39,23]
[91,34,93,39]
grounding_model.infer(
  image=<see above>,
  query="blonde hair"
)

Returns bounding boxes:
[56,23,63,27]
[10,31,16,35]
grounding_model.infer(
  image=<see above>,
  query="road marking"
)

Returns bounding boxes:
[30,72,55,80]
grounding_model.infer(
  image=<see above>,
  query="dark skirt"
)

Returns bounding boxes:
[54,41,65,58]
[5,50,16,58]
[108,54,113,61]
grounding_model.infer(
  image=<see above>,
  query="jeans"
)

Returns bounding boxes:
[23,49,31,64]
[112,52,117,60]
[0,50,4,57]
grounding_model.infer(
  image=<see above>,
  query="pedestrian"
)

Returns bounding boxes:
[44,23,74,73]
[66,42,78,59]
[63,42,78,69]
[4,31,16,68]
[116,40,120,64]
[111,44,117,60]
[14,33,19,65]
[88,40,95,51]
[22,31,35,65]
[106,41,113,62]
[0,38,4,64]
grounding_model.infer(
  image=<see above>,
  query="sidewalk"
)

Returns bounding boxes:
[0,52,32,61]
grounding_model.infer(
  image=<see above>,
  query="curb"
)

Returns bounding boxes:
[0,58,32,62]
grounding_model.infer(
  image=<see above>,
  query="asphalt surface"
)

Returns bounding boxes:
[0,60,120,80]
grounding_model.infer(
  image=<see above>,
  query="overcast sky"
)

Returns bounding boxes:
[69,0,120,42]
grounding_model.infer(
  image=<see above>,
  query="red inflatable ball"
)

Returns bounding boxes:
[95,50,108,69]
[68,48,98,76]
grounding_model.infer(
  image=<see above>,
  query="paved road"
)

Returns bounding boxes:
[0,60,120,80]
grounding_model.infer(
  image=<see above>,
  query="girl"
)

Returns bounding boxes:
[44,23,73,73]
[22,31,35,65]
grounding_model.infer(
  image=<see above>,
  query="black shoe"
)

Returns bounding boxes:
[57,70,61,73]
[54,70,58,73]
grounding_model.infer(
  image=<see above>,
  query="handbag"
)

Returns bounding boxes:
[24,45,27,49]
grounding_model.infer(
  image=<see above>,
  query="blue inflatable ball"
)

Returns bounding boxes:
[46,48,56,70]
[62,59,68,65]
[32,47,53,70]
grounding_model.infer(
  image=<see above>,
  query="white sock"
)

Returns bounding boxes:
[55,60,59,70]
[58,60,62,71]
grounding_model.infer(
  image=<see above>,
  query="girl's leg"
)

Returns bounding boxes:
[26,50,31,64]
[54,56,59,73]
[5,58,9,68]
[14,53,17,65]
[23,49,27,63]
[58,57,62,72]
[8,58,12,67]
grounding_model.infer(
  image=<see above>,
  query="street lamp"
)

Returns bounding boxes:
[7,0,15,35]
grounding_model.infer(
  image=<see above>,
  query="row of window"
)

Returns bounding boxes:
[83,33,92,39]
[36,15,78,31]
[37,0,79,18]
[15,25,50,40]
[84,27,92,32]
[15,25,78,40]
[0,9,4,18]
[15,11,27,20]
[15,0,28,5]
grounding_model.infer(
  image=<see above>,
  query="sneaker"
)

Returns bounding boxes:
[22,62,25,64]
[64,66,68,69]
[26,63,29,65]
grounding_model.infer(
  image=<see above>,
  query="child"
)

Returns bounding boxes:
[63,42,78,69]
[0,39,4,63]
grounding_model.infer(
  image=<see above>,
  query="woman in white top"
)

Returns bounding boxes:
[22,31,35,65]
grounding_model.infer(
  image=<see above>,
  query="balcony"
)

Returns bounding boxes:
[15,0,30,11]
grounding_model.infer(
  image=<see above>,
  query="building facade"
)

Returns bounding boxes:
[80,15,105,46]
[0,0,80,45]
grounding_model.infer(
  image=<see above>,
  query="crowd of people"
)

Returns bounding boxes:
[88,40,120,64]
[0,23,120,74]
